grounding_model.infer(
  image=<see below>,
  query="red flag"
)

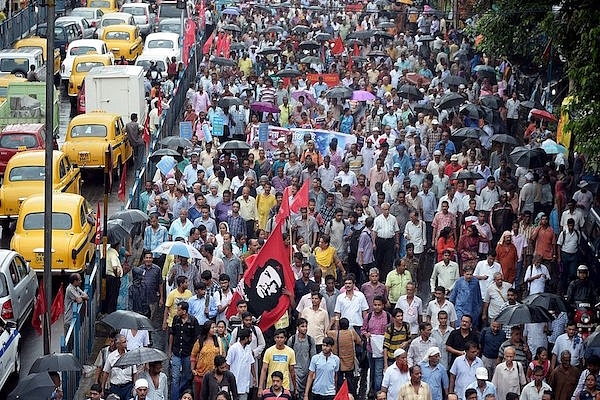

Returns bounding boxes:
[118,162,127,202]
[143,113,150,146]
[331,36,344,55]
[95,201,101,245]
[353,43,360,57]
[347,54,353,71]
[225,221,295,331]
[216,32,226,56]
[203,31,215,55]
[50,283,64,324]
[275,186,291,225]
[157,91,163,116]
[334,380,349,400]
[31,281,46,336]
[290,178,309,213]
[223,34,231,58]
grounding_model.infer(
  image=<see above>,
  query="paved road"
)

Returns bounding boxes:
[0,88,139,397]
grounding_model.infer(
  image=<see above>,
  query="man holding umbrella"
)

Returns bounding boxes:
[101,334,137,400]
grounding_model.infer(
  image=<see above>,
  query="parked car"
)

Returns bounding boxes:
[102,25,143,63]
[0,316,22,390]
[87,0,118,13]
[61,39,114,83]
[143,32,180,63]
[120,2,155,37]
[0,150,81,219]
[0,123,47,175]
[134,52,168,79]
[62,111,132,175]
[0,251,38,331]
[10,193,95,275]
[36,20,83,58]
[95,11,135,39]
[68,54,113,101]
[56,16,96,39]
[0,48,46,79]
[157,17,182,35]
[13,37,61,81]
[70,7,104,27]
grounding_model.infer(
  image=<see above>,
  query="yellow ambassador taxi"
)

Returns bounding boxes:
[10,193,95,274]
[0,150,81,221]
[68,53,113,98]
[13,37,60,80]
[102,25,142,63]
[87,0,119,13]
[62,111,132,176]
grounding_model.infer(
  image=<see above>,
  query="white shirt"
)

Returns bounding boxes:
[404,220,427,253]
[449,355,484,400]
[334,290,369,327]
[120,329,149,351]
[103,349,136,385]
[396,295,423,335]
[551,333,584,366]
[373,214,400,239]
[523,263,550,295]
[382,362,410,400]
[426,299,457,330]
[473,260,502,299]
[226,342,255,393]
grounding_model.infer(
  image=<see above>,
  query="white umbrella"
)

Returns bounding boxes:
[152,241,202,258]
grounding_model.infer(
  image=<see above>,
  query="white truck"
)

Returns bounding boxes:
[84,65,147,125]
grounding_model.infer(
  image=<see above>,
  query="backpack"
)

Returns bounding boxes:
[290,334,315,360]
[366,311,391,325]
[349,225,366,256]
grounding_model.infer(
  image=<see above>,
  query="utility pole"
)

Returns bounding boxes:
[43,0,56,356]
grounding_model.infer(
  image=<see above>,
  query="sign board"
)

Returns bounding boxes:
[179,121,193,139]
[258,123,269,142]
[212,116,224,137]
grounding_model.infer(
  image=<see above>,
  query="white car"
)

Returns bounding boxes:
[56,15,96,39]
[143,32,180,63]
[94,11,135,40]
[135,52,168,79]
[120,3,155,37]
[0,317,20,391]
[60,39,114,82]
[69,7,105,28]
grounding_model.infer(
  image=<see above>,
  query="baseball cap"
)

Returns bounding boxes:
[135,379,149,390]
[166,178,177,185]
[467,184,476,192]
[433,150,442,156]
[475,367,488,380]
[578,265,589,272]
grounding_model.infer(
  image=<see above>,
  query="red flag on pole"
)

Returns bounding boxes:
[142,113,150,146]
[203,31,215,55]
[95,201,101,245]
[331,36,344,55]
[347,54,354,71]
[157,91,163,116]
[353,43,360,57]
[50,283,65,324]
[275,186,291,225]
[225,221,295,331]
[31,281,46,336]
[334,380,349,400]
[290,178,309,213]
[118,162,127,202]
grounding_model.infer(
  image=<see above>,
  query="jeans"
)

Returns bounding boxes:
[367,354,384,392]
[109,382,133,400]
[171,354,191,400]
[515,260,523,289]
[560,251,579,294]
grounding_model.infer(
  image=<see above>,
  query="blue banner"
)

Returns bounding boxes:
[179,121,193,139]
[212,116,224,137]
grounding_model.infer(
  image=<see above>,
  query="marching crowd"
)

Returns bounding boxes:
[78,1,600,400]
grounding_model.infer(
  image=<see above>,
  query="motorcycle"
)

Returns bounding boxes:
[574,302,600,339]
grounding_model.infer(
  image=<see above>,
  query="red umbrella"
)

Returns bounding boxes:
[531,108,558,122]
[405,72,431,87]
[250,101,280,113]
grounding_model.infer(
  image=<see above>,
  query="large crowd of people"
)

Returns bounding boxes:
[79,0,600,400]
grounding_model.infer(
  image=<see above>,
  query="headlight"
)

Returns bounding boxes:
[582,313,591,324]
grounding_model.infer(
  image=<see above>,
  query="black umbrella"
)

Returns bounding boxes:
[346,38,363,47]
[8,372,55,400]
[222,24,241,32]
[490,134,518,145]
[347,30,373,40]
[160,136,193,148]
[217,96,243,108]
[263,26,284,34]
[299,40,320,50]
[374,30,394,40]
[509,146,548,169]
[149,148,183,162]
[114,347,168,366]
[257,46,281,55]
[414,103,438,114]
[211,57,237,67]
[29,353,82,373]
[523,293,571,313]
[314,32,332,41]
[475,66,497,83]
[292,25,311,34]
[276,69,302,78]
[451,127,484,139]
[230,42,246,51]
[494,304,554,325]
[325,86,353,99]
[460,103,485,120]
[109,209,149,224]
[105,219,133,243]
[101,310,154,331]
[300,56,322,64]
[450,170,484,180]
[418,34,435,42]
[443,75,468,87]
[367,50,387,57]
[378,21,396,29]
[479,95,502,110]
[398,84,423,100]
[436,92,466,110]
[218,140,251,151]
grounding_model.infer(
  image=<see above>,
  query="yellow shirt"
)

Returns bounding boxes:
[256,193,276,230]
[314,246,337,278]
[165,288,192,326]
[238,58,253,77]
[385,269,413,303]
[263,345,296,389]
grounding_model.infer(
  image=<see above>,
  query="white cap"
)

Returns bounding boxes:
[394,348,406,358]
[135,379,149,390]
[475,367,488,380]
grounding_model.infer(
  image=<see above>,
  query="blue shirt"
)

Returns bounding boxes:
[449,277,483,327]
[309,352,340,395]
[466,381,497,400]
[435,140,456,156]
[419,361,449,400]
[188,294,218,325]
[394,153,413,176]
[479,327,506,359]
[144,225,169,258]
[340,115,354,134]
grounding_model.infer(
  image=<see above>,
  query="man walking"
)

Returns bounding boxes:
[127,113,145,171]
[304,337,339,400]
[168,301,200,400]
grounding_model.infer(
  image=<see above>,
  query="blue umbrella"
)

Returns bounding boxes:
[222,7,240,15]
[153,241,203,258]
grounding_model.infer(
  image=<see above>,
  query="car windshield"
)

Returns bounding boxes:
[0,133,39,149]
[23,212,73,230]
[69,124,108,138]
[9,166,45,181]
[159,3,181,18]
[105,31,130,40]
[90,0,111,8]
[37,26,66,40]
[76,61,106,72]
[136,60,165,71]
[72,9,94,18]
[147,39,173,49]
[102,18,126,26]
[122,7,145,16]
[159,23,179,34]
[0,58,29,73]
[70,46,98,56]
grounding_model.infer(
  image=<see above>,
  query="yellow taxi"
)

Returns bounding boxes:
[102,25,143,63]
[62,111,132,176]
[10,193,95,274]
[0,74,27,102]
[0,150,81,219]
[68,53,113,98]
[87,0,119,13]
[13,37,61,80]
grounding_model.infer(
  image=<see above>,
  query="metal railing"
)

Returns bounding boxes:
[0,4,48,51]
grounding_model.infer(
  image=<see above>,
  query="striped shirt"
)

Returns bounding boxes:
[383,322,411,360]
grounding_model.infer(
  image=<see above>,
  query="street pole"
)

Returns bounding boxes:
[43,0,56,356]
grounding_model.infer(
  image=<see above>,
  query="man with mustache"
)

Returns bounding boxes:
[381,348,410,400]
